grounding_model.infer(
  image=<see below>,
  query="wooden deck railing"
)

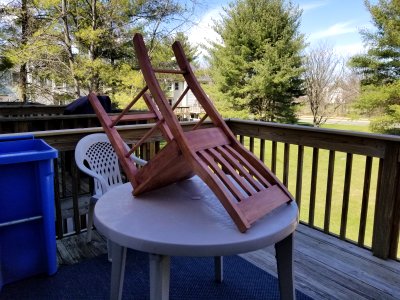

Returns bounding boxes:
[0,104,66,117]
[8,119,399,260]
[0,112,149,133]
[227,119,400,260]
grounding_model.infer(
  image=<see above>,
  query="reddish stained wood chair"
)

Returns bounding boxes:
[88,33,294,232]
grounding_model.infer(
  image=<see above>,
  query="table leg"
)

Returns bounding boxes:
[149,254,170,300]
[214,256,223,283]
[107,239,113,262]
[275,233,295,300]
[110,243,127,300]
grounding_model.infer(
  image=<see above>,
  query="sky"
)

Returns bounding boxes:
[186,0,375,59]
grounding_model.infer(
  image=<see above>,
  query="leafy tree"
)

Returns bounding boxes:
[116,31,199,110]
[150,32,198,67]
[349,0,400,133]
[354,80,400,134]
[208,0,305,122]
[0,0,196,104]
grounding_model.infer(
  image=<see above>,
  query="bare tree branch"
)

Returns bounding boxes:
[303,42,344,126]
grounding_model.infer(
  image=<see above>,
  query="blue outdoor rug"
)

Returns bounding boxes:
[1,250,312,299]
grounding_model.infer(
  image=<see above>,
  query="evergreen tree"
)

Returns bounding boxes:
[349,0,400,133]
[152,32,198,66]
[208,0,305,122]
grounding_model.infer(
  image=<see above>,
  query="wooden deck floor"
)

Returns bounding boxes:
[57,225,400,299]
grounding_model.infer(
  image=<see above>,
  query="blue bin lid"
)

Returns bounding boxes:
[0,134,34,142]
[0,138,58,165]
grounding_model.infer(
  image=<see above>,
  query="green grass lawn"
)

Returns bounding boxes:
[321,123,371,132]
[242,122,379,249]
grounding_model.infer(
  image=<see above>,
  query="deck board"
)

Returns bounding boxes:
[57,230,107,265]
[56,225,400,299]
[240,225,400,300]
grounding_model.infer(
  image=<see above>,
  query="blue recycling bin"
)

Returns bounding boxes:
[0,135,58,288]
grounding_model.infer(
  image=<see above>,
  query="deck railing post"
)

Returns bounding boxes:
[372,141,400,259]
[390,189,400,258]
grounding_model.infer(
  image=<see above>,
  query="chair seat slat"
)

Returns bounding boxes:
[198,150,244,201]
[207,147,257,196]
[216,145,266,191]
[224,145,272,187]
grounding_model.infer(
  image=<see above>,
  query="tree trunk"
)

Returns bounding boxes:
[19,63,27,103]
[61,0,80,97]
[89,0,99,92]
[20,0,28,103]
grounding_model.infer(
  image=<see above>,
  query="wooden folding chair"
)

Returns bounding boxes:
[88,33,294,232]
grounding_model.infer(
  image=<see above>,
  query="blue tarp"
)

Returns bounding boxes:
[63,95,111,115]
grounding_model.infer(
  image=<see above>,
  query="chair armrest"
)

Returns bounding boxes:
[76,164,109,194]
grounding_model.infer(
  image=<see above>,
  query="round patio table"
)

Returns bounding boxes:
[94,176,298,300]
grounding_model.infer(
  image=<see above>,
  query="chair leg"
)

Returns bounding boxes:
[275,233,295,300]
[86,200,95,242]
[214,256,223,283]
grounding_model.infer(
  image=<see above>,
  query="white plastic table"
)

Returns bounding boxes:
[94,176,298,300]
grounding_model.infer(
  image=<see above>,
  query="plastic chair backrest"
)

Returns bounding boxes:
[75,133,123,196]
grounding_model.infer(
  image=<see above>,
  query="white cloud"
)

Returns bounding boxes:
[300,0,330,12]
[334,42,366,58]
[187,8,224,57]
[0,0,16,5]
[309,21,358,40]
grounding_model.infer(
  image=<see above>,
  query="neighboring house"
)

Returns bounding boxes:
[0,70,18,102]
[298,85,354,117]
[328,87,346,104]
[168,76,210,120]
[0,68,75,105]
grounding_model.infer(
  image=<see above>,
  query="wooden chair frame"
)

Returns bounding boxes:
[89,33,293,232]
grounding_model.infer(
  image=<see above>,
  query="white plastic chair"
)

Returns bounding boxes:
[74,133,147,244]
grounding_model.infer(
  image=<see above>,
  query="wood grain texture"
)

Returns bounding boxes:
[133,139,194,195]
[240,224,400,300]
[372,143,400,258]
[238,185,291,225]
[216,146,264,192]
[295,145,304,211]
[358,156,372,246]
[198,150,245,201]
[88,93,139,186]
[110,112,156,123]
[309,148,319,227]
[227,119,389,158]
[340,153,353,239]
[131,34,292,232]
[208,147,257,195]
[324,150,335,233]
[184,127,230,152]
[110,85,148,127]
